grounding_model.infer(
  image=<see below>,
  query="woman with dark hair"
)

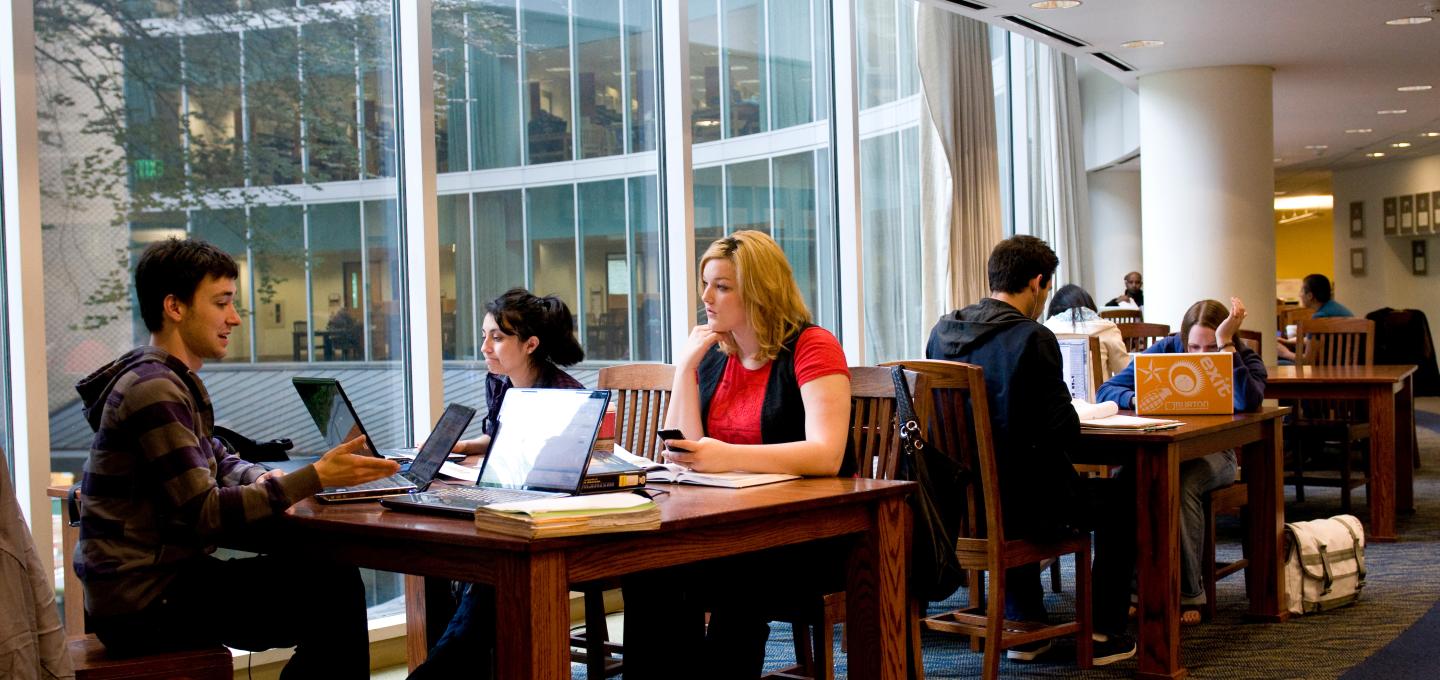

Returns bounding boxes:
[410,287,584,679]
[1043,283,1130,377]
[1097,297,1267,625]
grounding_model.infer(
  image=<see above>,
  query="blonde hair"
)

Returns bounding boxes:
[699,230,812,362]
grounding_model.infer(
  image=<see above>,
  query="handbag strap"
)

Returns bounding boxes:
[891,366,919,428]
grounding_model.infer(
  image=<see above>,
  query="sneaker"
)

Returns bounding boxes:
[1091,633,1137,666]
[1006,638,1054,661]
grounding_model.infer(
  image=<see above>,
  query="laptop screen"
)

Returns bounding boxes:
[478,389,611,492]
[406,403,476,485]
[292,378,382,457]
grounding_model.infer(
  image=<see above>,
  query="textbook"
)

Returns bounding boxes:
[473,492,661,539]
[611,447,801,488]
[1072,399,1183,431]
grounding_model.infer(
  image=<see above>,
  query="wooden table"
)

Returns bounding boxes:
[1072,407,1291,680]
[255,478,913,679]
[1263,364,1418,542]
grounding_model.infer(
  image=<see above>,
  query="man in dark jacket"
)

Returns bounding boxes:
[926,235,1136,665]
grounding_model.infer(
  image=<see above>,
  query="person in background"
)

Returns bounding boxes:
[75,238,399,676]
[1044,283,1132,378]
[411,287,585,679]
[1105,271,1145,309]
[925,235,1136,665]
[1097,297,1266,624]
[1277,273,1353,361]
[624,229,852,679]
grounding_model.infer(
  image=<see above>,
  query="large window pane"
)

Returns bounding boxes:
[725,159,770,232]
[190,208,252,362]
[625,0,658,152]
[527,184,578,312]
[469,0,523,170]
[309,202,365,362]
[303,20,361,182]
[247,27,302,186]
[438,194,474,360]
[523,0,573,164]
[724,0,765,137]
[434,7,471,174]
[689,1,721,142]
[769,0,813,129]
[860,131,922,362]
[575,1,624,159]
[629,175,664,360]
[578,181,629,360]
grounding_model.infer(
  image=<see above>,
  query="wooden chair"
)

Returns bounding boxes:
[766,366,926,680]
[1100,308,1142,324]
[887,360,1093,680]
[566,363,677,677]
[1117,322,1171,352]
[1287,318,1376,512]
[48,486,232,680]
[1202,481,1250,621]
[1237,329,1263,353]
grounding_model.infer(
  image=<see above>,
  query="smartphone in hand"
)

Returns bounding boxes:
[656,428,691,452]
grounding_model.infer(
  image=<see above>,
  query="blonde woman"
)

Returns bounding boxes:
[625,230,852,679]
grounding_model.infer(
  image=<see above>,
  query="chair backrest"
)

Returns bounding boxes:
[1237,329,1263,353]
[1298,317,1375,366]
[1117,322,1171,352]
[844,366,925,481]
[1100,308,1142,324]
[596,363,675,461]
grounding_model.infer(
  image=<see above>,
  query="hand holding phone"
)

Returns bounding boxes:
[656,428,691,452]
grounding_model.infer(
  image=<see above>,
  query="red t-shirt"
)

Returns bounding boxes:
[703,326,850,445]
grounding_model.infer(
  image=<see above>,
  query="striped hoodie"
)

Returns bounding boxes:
[74,346,322,618]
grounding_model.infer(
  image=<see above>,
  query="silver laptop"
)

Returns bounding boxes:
[292,377,439,461]
[315,403,475,503]
[382,389,613,516]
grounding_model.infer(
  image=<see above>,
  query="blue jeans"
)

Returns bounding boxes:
[1179,451,1237,602]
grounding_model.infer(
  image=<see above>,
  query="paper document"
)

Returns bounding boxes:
[438,461,480,482]
[1071,399,1119,421]
[487,492,652,515]
[611,447,800,488]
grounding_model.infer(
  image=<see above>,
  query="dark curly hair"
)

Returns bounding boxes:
[485,288,585,366]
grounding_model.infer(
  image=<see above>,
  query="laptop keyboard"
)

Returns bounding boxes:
[342,474,412,491]
[436,486,553,506]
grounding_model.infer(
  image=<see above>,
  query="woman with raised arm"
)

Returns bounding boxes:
[626,230,852,679]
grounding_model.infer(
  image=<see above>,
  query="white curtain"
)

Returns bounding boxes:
[1024,41,1089,288]
[917,8,1003,318]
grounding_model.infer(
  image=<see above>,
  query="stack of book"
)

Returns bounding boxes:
[473,492,660,539]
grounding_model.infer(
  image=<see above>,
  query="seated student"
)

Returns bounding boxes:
[1105,271,1144,309]
[409,288,584,680]
[1044,283,1132,378]
[1277,273,1353,362]
[75,238,400,675]
[1097,297,1266,624]
[623,229,852,680]
[926,235,1136,665]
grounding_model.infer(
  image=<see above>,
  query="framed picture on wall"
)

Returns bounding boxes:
[1432,191,1440,234]
[1400,194,1415,233]
[1419,193,1432,231]
[1349,201,1365,237]
[1415,240,1429,276]
[1384,197,1398,235]
[1351,247,1366,276]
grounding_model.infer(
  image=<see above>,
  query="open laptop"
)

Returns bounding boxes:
[1055,333,1100,402]
[1133,352,1235,416]
[315,403,476,502]
[293,377,460,463]
[382,388,629,517]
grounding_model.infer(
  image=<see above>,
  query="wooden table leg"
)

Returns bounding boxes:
[495,551,569,680]
[1241,417,1288,622]
[404,575,429,671]
[1395,375,1416,514]
[846,495,907,680]
[1367,385,1397,542]
[1134,443,1185,680]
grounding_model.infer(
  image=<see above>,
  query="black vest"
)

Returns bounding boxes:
[697,326,851,474]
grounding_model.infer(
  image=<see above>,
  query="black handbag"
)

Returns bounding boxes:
[891,367,967,602]
[214,425,294,463]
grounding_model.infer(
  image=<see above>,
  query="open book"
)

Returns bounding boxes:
[1071,399,1183,431]
[611,447,800,489]
[474,492,660,539]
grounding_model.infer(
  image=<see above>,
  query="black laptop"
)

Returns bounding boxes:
[382,389,628,516]
[293,377,464,463]
[315,403,475,503]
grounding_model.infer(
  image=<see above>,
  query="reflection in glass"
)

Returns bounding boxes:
[359,15,398,179]
[523,0,573,164]
[438,194,474,359]
[689,1,721,142]
[860,130,922,362]
[434,7,470,173]
[578,180,629,360]
[773,151,821,319]
[628,176,665,360]
[693,165,725,321]
[472,190,528,304]
[858,0,897,109]
[309,202,365,363]
[769,0,813,129]
[186,32,242,190]
[303,20,361,182]
[625,0,658,152]
[191,208,251,362]
[250,206,306,362]
[526,185,578,313]
[725,160,770,233]
[364,200,403,361]
[724,0,765,137]
[575,1,623,159]
[246,27,302,185]
[469,0,522,169]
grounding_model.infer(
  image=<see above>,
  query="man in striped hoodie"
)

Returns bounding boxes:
[75,238,399,676]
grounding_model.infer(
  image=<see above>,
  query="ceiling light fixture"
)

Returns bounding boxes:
[1420,132,1440,137]
[1385,17,1433,25]
[1366,152,1387,158]
[1376,109,1408,115]
[1274,195,1334,211]
[1304,144,1329,150]
[1031,0,1082,8]
[1345,128,1373,134]
[1397,85,1433,92]
[1392,142,1413,148]
[1278,211,1319,226]
[1121,39,1164,48]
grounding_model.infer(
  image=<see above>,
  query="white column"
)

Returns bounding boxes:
[396,0,443,436]
[1086,168,1142,300]
[1139,66,1276,360]
[832,0,863,365]
[661,0,696,355]
[2,0,54,569]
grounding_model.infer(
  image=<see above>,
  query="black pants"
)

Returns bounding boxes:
[90,554,369,680]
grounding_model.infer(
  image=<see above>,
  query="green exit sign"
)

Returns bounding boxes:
[133,159,165,179]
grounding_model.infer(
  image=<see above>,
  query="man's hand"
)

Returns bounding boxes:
[314,436,401,488]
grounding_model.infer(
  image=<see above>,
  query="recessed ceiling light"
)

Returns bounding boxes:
[1304,144,1329,150]
[1376,109,1408,115]
[1275,195,1334,211]
[1345,128,1373,134]
[1386,17,1433,25]
[1366,152,1387,158]
[1121,39,1164,48]
[1397,85,1433,92]
[1421,132,1440,137]
[1273,157,1283,163]
[1031,0,1082,8]
[1392,142,1413,148]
